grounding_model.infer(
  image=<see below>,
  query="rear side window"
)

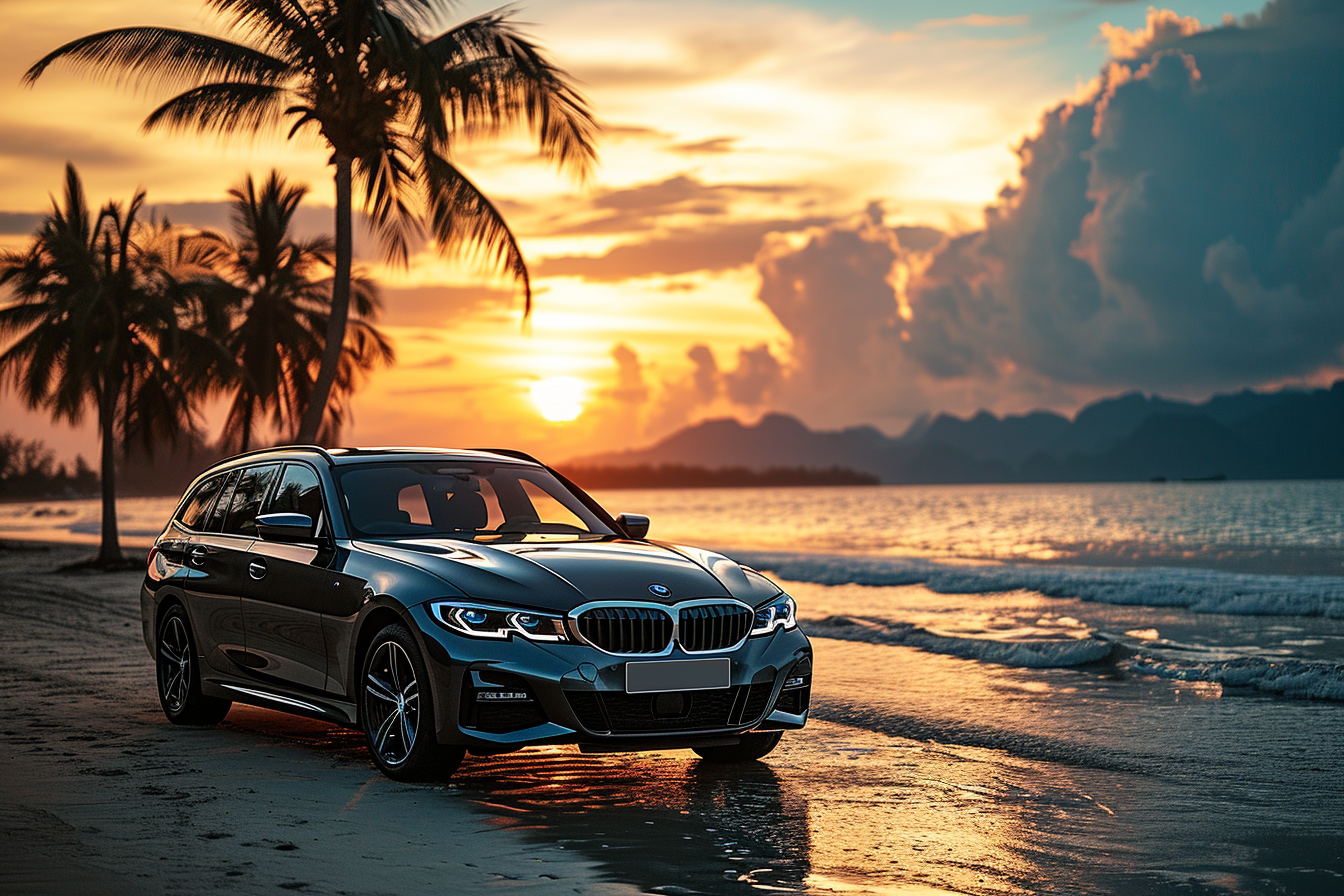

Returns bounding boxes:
[263,464,326,533]
[222,464,281,537]
[205,470,242,532]
[175,474,226,531]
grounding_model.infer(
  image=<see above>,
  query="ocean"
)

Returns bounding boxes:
[4,480,1343,892]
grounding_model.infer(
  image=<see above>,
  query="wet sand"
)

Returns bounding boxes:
[2,542,1342,895]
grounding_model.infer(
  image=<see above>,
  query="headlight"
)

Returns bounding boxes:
[430,601,571,642]
[751,594,796,636]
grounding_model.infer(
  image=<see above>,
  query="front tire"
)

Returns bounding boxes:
[693,731,783,763]
[156,604,232,726]
[360,624,465,781]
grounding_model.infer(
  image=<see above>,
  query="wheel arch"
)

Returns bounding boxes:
[154,592,187,638]
[351,604,417,719]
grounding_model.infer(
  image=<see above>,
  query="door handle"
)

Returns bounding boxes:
[248,558,268,580]
[188,545,209,566]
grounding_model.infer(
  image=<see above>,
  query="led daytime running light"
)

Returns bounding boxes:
[750,594,797,636]
[431,601,570,642]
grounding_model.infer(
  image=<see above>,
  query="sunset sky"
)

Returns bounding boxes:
[3,0,1342,464]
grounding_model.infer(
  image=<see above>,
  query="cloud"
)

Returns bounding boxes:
[569,25,784,89]
[1097,8,1205,60]
[739,0,1344,420]
[542,174,805,237]
[723,344,783,405]
[671,137,738,155]
[687,344,720,401]
[608,343,649,405]
[536,216,832,281]
[403,354,456,370]
[0,124,139,168]
[921,15,1031,30]
[0,212,43,235]
[756,208,905,389]
[377,285,516,328]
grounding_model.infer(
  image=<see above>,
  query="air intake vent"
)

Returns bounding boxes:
[678,603,753,652]
[576,606,673,654]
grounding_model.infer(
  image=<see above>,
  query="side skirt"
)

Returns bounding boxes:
[204,677,359,728]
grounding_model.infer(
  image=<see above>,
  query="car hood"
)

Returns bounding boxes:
[352,537,779,613]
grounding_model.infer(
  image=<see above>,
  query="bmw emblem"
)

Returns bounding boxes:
[648,583,671,597]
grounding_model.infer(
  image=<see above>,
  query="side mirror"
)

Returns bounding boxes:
[615,513,650,539]
[256,512,315,542]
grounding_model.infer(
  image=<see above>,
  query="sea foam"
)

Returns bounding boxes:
[734,551,1344,618]
[1126,655,1344,700]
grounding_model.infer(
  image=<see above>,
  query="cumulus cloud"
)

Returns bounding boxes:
[687,344,720,401]
[944,0,1344,392]
[1097,8,1204,59]
[679,342,784,407]
[741,0,1344,424]
[608,343,650,405]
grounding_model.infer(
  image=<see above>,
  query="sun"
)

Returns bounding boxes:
[530,376,587,422]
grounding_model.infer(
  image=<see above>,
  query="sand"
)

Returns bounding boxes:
[0,543,639,896]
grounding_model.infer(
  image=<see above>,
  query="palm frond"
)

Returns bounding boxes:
[205,0,331,65]
[24,27,290,91]
[422,10,598,179]
[420,148,531,316]
[353,135,423,266]
[144,82,291,136]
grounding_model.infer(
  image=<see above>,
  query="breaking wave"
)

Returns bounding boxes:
[804,615,1344,702]
[1126,655,1344,700]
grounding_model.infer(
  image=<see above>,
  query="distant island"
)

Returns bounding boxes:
[570,380,1344,485]
[558,464,879,490]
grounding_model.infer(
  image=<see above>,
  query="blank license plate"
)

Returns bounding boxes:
[625,658,730,694]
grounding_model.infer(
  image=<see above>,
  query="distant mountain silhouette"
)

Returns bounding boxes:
[572,380,1344,483]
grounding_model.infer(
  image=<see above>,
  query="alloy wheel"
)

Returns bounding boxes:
[364,641,419,766]
[158,615,191,713]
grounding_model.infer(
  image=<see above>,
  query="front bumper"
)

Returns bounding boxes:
[409,603,812,753]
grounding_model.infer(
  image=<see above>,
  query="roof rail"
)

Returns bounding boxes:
[473,447,543,465]
[218,444,338,466]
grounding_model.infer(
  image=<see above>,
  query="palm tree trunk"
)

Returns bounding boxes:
[294,153,353,445]
[96,384,122,564]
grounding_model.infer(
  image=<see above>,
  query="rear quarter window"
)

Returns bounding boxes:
[175,474,227,531]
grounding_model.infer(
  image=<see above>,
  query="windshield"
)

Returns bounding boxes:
[337,461,616,542]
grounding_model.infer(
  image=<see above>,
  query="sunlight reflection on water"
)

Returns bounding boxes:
[3,481,1341,574]
[593,480,1344,573]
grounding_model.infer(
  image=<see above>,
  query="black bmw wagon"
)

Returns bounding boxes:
[142,446,812,780]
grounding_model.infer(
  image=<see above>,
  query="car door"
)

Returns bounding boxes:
[182,468,248,676]
[239,462,334,692]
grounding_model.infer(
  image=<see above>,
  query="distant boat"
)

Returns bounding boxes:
[1150,476,1167,483]
[1181,473,1228,482]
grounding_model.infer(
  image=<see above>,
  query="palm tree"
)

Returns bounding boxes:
[210,170,392,451]
[0,165,227,564]
[25,0,598,443]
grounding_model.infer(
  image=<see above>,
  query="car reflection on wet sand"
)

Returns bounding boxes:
[450,748,812,893]
[217,706,1037,895]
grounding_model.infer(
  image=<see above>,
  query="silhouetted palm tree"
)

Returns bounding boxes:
[26,0,598,443]
[0,165,227,563]
[210,170,392,451]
